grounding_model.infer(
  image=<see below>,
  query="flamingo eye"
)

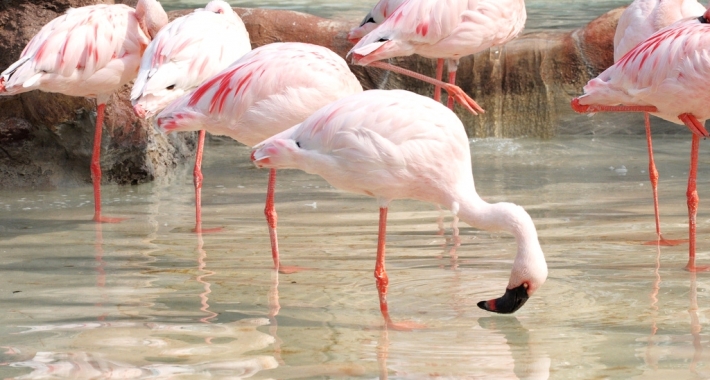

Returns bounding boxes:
[166,84,175,90]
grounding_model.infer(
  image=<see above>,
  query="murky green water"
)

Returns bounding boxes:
[1,135,710,379]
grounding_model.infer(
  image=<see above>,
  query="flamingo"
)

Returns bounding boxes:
[0,0,168,223]
[130,0,251,233]
[252,89,548,327]
[612,0,705,245]
[155,42,363,273]
[348,0,526,113]
[571,7,710,271]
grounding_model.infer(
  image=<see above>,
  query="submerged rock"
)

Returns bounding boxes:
[0,2,645,189]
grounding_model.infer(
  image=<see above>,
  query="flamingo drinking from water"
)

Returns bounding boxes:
[348,0,526,112]
[252,89,548,327]
[571,7,710,271]
[612,0,705,245]
[130,0,251,233]
[0,0,168,223]
[155,42,363,272]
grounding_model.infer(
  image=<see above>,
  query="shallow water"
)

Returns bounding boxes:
[160,0,631,30]
[1,135,710,378]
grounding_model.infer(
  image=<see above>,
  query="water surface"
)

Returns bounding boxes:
[2,135,710,378]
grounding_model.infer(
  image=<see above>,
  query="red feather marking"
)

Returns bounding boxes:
[416,22,429,37]
[189,73,226,107]
[35,42,48,62]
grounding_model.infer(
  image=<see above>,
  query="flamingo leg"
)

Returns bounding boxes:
[191,131,223,234]
[433,58,444,103]
[642,113,686,246]
[446,59,458,110]
[365,60,484,115]
[375,207,424,331]
[91,103,124,223]
[684,133,707,272]
[193,130,206,233]
[265,168,280,270]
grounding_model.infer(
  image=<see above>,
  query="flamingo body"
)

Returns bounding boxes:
[156,42,363,146]
[349,0,526,64]
[614,0,705,61]
[131,0,251,117]
[0,3,164,101]
[253,89,547,316]
[580,17,710,124]
[0,0,167,223]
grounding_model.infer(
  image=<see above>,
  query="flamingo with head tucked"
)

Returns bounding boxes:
[252,89,548,327]
[0,0,168,223]
[612,0,705,246]
[572,7,710,271]
[348,0,526,113]
[130,0,251,233]
[155,42,363,273]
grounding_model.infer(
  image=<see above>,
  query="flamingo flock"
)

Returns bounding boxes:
[3,0,709,326]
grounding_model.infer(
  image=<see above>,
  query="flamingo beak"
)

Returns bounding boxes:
[133,104,147,118]
[477,283,529,314]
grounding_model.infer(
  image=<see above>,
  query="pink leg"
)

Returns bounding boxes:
[375,207,424,331]
[264,169,299,274]
[446,70,457,110]
[265,169,280,270]
[91,103,125,223]
[364,60,484,115]
[642,113,686,246]
[433,58,444,103]
[192,131,222,234]
[684,133,708,272]
[193,130,206,233]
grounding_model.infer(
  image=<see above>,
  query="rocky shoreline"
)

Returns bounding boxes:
[0,1,651,189]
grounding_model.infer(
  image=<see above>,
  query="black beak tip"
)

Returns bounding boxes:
[477,284,530,314]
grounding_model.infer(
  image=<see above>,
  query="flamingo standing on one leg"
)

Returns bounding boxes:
[252,89,548,328]
[613,0,705,245]
[348,0,526,113]
[0,0,168,223]
[155,42,363,273]
[571,8,710,271]
[130,0,251,233]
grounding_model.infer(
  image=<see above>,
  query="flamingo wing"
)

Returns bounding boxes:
[130,5,250,113]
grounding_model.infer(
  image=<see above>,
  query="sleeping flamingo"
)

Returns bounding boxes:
[612,0,705,245]
[571,7,710,271]
[348,0,526,112]
[252,89,548,327]
[130,0,251,233]
[0,0,168,223]
[155,42,363,272]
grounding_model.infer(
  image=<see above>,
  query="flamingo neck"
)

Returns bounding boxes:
[135,0,168,39]
[453,192,547,293]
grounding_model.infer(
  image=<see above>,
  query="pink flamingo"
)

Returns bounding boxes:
[252,89,548,327]
[348,0,526,112]
[130,0,251,233]
[571,8,710,271]
[155,42,363,273]
[0,0,168,223]
[612,0,705,246]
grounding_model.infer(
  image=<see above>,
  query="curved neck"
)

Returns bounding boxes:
[135,0,168,39]
[653,0,687,30]
[452,192,547,292]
